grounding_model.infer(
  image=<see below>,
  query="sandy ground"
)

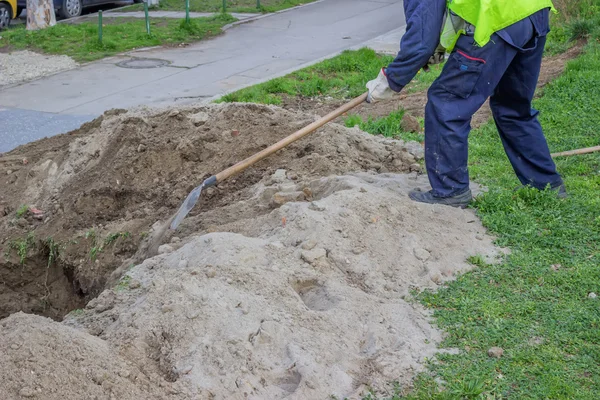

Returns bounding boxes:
[0,50,78,86]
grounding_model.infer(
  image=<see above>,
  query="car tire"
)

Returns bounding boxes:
[133,0,143,3]
[16,6,24,17]
[58,0,82,19]
[0,3,11,30]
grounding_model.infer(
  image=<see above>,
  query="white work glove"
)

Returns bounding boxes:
[366,68,393,103]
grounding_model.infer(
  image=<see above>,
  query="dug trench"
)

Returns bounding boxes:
[0,103,426,321]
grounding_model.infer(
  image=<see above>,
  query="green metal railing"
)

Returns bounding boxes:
[97,0,266,43]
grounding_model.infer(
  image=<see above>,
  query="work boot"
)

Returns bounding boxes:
[408,188,472,208]
[514,183,568,199]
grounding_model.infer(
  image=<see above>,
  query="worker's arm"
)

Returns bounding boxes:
[386,0,446,91]
[367,0,446,102]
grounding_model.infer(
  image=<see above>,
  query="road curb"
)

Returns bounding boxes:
[222,0,324,31]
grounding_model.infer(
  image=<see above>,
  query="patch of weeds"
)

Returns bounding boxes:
[0,14,236,62]
[104,232,131,247]
[85,229,100,261]
[344,110,424,143]
[86,230,131,261]
[15,204,28,218]
[220,48,394,104]
[115,275,132,292]
[120,0,317,13]
[7,232,36,265]
[466,255,488,268]
[44,237,60,268]
[69,308,85,316]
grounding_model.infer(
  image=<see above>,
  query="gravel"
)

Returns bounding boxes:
[0,50,78,86]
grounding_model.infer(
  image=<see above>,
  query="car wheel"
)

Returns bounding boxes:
[59,0,82,19]
[0,4,11,30]
[17,6,24,17]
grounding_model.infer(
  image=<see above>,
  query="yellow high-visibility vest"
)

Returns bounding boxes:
[440,0,555,51]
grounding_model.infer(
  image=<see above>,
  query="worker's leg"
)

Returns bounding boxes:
[489,35,563,190]
[422,34,519,198]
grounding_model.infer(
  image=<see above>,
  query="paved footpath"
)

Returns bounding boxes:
[0,0,405,152]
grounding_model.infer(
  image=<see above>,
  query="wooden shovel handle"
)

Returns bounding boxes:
[215,92,368,183]
[551,145,600,158]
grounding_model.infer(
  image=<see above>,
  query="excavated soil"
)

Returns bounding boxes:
[0,103,423,320]
[0,101,503,399]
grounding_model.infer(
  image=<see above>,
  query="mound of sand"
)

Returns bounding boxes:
[0,103,502,399]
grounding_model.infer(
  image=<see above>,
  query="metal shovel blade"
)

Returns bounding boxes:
[170,183,204,230]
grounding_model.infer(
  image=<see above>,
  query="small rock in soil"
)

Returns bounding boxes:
[309,201,326,211]
[400,113,421,133]
[488,347,504,358]
[301,248,327,265]
[189,111,209,126]
[19,387,36,398]
[158,244,174,254]
[271,169,288,184]
[301,239,318,250]
[129,280,141,289]
[413,248,430,262]
[409,163,422,173]
[271,191,305,207]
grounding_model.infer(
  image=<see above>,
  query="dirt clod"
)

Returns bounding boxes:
[488,347,504,358]
[400,113,421,133]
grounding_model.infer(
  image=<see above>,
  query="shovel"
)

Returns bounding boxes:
[145,92,368,254]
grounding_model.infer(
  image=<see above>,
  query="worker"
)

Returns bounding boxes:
[366,0,566,207]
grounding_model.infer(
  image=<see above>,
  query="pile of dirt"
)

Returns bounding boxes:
[0,312,169,400]
[1,171,501,399]
[0,102,423,320]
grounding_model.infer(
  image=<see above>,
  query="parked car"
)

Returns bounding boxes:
[16,0,139,20]
[0,0,17,30]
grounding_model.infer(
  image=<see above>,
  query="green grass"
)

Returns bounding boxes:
[5,233,36,265]
[344,110,424,143]
[15,204,28,219]
[0,14,235,62]
[121,0,317,13]
[220,48,447,105]
[373,41,600,400]
[220,48,394,104]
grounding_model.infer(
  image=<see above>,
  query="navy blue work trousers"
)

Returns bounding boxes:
[425,10,563,197]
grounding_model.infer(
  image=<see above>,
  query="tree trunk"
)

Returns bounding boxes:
[26,0,56,31]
